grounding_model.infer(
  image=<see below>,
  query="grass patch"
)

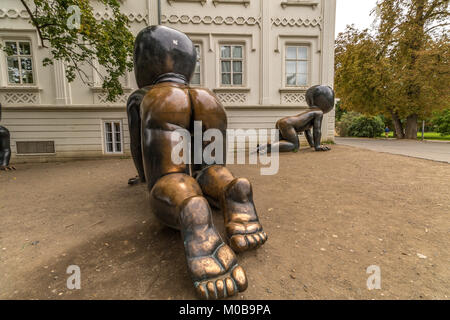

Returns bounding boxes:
[380,132,450,141]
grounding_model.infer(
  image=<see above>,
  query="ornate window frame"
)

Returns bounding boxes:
[216,39,249,89]
[284,45,310,88]
[190,42,204,87]
[0,33,40,90]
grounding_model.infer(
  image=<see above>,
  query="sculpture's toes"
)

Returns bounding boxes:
[229,231,268,253]
[195,266,248,300]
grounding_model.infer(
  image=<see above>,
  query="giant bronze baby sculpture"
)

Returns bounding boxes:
[126,26,267,300]
[258,85,335,153]
[0,104,14,171]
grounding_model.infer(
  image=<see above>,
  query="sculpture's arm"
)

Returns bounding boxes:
[126,88,150,184]
[312,111,330,151]
[304,129,314,148]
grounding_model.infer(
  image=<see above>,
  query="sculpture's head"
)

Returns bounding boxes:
[305,85,335,114]
[134,26,197,88]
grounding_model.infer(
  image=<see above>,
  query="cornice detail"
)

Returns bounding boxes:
[0,8,30,19]
[271,17,323,29]
[161,14,261,27]
[0,8,148,23]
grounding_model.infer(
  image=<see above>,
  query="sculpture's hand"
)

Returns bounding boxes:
[0,165,16,171]
[315,145,331,152]
[128,176,142,185]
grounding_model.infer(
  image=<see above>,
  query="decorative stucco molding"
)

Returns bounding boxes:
[93,11,148,23]
[271,17,322,29]
[281,92,306,104]
[0,8,147,23]
[279,88,307,105]
[213,88,249,105]
[94,92,129,105]
[161,14,261,27]
[0,8,30,19]
[1,92,39,104]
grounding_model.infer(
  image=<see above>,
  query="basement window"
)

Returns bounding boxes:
[103,120,123,154]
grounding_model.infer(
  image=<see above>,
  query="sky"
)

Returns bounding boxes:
[335,0,379,38]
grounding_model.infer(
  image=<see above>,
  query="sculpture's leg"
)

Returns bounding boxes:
[257,122,299,154]
[196,165,267,253]
[150,173,248,299]
[126,90,147,185]
[269,123,300,153]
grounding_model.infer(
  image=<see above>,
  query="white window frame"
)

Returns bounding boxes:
[284,44,310,87]
[219,44,245,87]
[4,40,35,86]
[102,120,124,154]
[191,44,203,86]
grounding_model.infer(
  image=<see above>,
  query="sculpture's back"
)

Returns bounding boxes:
[126,26,267,300]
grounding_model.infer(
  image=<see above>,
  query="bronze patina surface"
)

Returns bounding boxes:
[127,26,267,300]
[0,104,14,171]
[259,85,335,153]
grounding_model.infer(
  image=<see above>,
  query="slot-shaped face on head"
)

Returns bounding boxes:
[305,85,335,114]
[134,26,197,88]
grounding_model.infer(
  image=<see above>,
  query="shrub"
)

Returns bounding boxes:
[336,112,360,137]
[347,115,385,138]
[432,109,450,136]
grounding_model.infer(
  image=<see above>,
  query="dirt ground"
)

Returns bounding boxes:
[0,145,449,300]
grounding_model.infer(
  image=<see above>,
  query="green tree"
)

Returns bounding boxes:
[335,0,450,139]
[4,0,135,102]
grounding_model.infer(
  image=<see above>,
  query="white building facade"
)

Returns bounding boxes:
[0,0,336,162]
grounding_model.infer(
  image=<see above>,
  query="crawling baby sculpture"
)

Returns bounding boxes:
[126,26,267,300]
[258,85,335,153]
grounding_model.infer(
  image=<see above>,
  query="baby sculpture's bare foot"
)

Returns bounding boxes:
[222,178,268,253]
[181,196,248,300]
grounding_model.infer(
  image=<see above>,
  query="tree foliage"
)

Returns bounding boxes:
[335,0,450,139]
[6,0,135,102]
[432,109,450,135]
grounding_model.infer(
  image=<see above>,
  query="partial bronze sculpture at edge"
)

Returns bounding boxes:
[0,103,14,171]
[126,26,267,300]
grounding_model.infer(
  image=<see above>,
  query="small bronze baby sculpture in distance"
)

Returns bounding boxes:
[258,85,335,154]
[126,26,267,300]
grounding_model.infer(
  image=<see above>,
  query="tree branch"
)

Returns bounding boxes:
[425,22,450,33]
[20,0,48,48]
